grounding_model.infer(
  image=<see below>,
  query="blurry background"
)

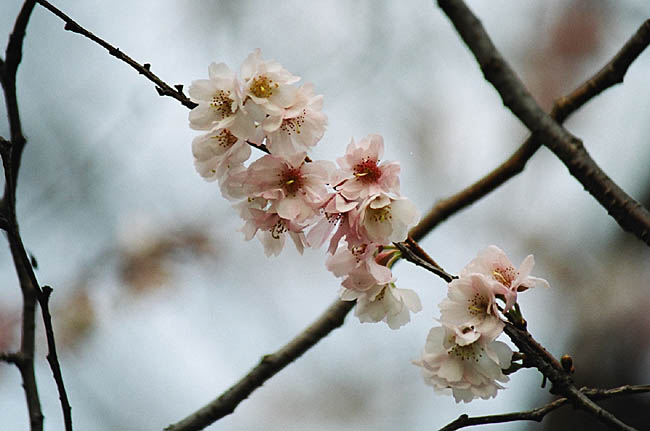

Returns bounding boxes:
[1,0,649,430]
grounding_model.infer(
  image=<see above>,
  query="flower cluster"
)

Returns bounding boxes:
[188,50,421,328]
[413,246,549,402]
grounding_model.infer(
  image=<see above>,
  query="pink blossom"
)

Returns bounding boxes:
[336,134,401,200]
[461,245,550,310]
[192,128,251,184]
[240,48,300,116]
[340,282,422,330]
[236,198,307,256]
[439,274,506,345]
[307,193,361,253]
[325,243,393,291]
[412,326,512,403]
[357,193,420,244]
[263,83,328,157]
[244,153,334,224]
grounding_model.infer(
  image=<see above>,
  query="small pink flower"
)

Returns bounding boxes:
[325,243,393,291]
[307,193,361,254]
[357,193,420,244]
[336,134,401,200]
[341,282,422,330]
[236,198,307,256]
[461,245,549,311]
[244,153,335,223]
[263,83,328,157]
[240,48,300,116]
[412,326,512,403]
[192,128,251,184]
[439,274,506,345]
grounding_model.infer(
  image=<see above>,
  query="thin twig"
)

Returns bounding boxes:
[438,384,650,431]
[164,298,355,431]
[437,0,650,246]
[394,241,456,283]
[34,0,196,109]
[37,286,73,431]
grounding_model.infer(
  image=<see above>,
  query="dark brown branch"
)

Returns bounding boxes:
[439,384,650,431]
[437,0,650,246]
[37,286,73,431]
[164,298,356,431]
[35,0,196,109]
[503,323,637,431]
[411,12,650,239]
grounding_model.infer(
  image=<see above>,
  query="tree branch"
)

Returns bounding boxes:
[164,298,356,431]
[437,0,650,246]
[37,286,73,431]
[34,0,196,109]
[503,323,638,431]
[439,384,650,431]
[413,12,650,238]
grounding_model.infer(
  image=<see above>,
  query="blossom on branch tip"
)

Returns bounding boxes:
[412,326,512,403]
[341,282,422,330]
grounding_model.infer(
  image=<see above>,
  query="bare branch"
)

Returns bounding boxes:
[503,323,638,431]
[164,298,356,431]
[394,241,456,283]
[439,384,650,431]
[37,286,73,431]
[437,0,650,246]
[34,0,196,109]
[411,12,650,240]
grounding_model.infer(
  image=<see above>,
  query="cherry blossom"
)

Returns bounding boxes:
[244,153,334,224]
[306,193,360,253]
[191,128,251,184]
[340,282,422,330]
[188,62,254,137]
[358,193,420,244]
[263,83,328,157]
[439,273,506,345]
[236,198,308,256]
[240,48,300,116]
[325,243,393,291]
[336,134,401,200]
[412,326,512,403]
[461,245,550,311]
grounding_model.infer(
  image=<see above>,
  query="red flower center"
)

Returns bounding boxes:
[354,158,381,184]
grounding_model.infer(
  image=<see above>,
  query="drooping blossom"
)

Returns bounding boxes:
[244,153,335,224]
[325,243,393,291]
[357,193,420,244]
[336,134,401,200]
[236,197,307,256]
[192,127,251,184]
[263,83,328,157]
[439,273,506,345]
[240,48,300,116]
[460,245,550,311]
[341,281,422,330]
[412,326,512,403]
